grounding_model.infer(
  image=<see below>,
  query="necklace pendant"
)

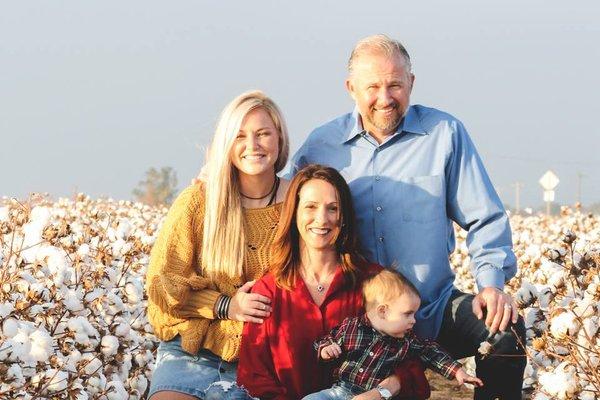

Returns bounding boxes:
[316,284,324,292]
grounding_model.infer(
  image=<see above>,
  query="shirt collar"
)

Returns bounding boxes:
[341,105,427,144]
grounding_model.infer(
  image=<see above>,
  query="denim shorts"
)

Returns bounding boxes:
[148,336,238,399]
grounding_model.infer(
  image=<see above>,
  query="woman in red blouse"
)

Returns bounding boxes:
[234,165,429,400]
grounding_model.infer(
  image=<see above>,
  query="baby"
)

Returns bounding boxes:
[303,269,482,400]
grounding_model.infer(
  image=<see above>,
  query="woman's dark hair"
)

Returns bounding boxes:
[271,164,366,290]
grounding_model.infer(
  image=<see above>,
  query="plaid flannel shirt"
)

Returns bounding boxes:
[315,314,462,392]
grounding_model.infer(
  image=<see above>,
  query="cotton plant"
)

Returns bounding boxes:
[0,195,165,398]
[451,206,600,399]
[1,194,599,399]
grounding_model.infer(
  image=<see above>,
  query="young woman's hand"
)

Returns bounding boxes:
[228,280,272,323]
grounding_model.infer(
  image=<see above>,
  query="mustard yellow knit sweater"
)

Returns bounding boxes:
[145,184,281,361]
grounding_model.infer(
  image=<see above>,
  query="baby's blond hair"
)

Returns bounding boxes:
[363,269,420,312]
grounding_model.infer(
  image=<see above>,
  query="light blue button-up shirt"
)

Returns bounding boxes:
[289,105,516,339]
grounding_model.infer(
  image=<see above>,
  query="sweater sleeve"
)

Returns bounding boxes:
[145,185,221,323]
[237,279,288,400]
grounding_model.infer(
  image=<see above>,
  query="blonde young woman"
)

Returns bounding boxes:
[146,91,290,400]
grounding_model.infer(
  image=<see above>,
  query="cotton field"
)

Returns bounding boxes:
[0,194,598,399]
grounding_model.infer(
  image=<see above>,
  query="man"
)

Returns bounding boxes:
[290,35,526,400]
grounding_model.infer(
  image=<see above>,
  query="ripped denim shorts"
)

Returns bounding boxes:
[148,335,241,399]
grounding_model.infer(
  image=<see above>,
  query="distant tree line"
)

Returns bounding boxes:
[132,167,178,206]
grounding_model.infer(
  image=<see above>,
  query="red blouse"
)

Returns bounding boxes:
[237,264,430,400]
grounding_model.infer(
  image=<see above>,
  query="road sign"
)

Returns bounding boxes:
[543,190,555,202]
[539,170,559,190]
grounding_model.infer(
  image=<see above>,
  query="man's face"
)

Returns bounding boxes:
[346,52,414,141]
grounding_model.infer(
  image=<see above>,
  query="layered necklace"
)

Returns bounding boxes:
[240,176,280,206]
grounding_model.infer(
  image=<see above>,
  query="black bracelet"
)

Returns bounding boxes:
[216,295,225,319]
[222,296,232,319]
[216,295,231,319]
[217,294,225,319]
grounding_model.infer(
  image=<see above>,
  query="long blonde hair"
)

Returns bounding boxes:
[202,90,289,278]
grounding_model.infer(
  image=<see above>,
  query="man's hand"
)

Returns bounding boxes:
[472,287,518,334]
[320,343,342,360]
[455,368,483,387]
[227,280,272,323]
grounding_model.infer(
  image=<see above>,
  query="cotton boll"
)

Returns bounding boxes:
[84,288,103,303]
[101,335,119,357]
[125,281,143,304]
[478,341,492,356]
[44,369,69,392]
[550,309,580,339]
[106,380,128,400]
[62,288,84,312]
[28,329,52,362]
[7,364,25,386]
[0,206,9,222]
[574,297,597,319]
[116,220,132,239]
[9,329,32,362]
[129,374,148,393]
[538,362,578,399]
[29,305,44,316]
[537,286,554,309]
[114,323,130,337]
[579,387,597,400]
[523,362,537,388]
[524,308,547,332]
[77,243,90,257]
[0,301,15,318]
[80,354,103,375]
[580,316,598,337]
[516,281,538,308]
[87,373,107,394]
[548,272,564,290]
[2,318,19,338]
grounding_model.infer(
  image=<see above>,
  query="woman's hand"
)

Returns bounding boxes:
[228,280,272,323]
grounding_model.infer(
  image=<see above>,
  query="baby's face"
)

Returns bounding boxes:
[380,292,420,338]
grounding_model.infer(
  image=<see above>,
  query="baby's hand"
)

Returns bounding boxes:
[320,343,342,360]
[455,368,483,387]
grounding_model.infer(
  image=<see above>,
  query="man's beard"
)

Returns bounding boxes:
[365,106,402,135]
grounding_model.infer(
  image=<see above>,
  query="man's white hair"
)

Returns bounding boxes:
[348,34,412,76]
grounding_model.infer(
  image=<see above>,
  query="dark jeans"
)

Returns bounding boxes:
[436,290,526,400]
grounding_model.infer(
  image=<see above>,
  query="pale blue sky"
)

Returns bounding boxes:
[2,1,599,208]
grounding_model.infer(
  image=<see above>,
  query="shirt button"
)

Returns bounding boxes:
[376,206,382,212]
[369,352,374,356]
[359,368,364,373]
[379,236,384,242]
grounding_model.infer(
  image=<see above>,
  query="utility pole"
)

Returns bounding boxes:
[511,182,524,214]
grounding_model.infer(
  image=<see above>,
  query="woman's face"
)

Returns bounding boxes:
[230,107,280,179]
[296,179,341,252]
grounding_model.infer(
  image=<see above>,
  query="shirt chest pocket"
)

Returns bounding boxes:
[399,175,445,223]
